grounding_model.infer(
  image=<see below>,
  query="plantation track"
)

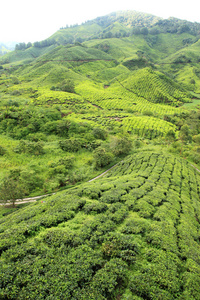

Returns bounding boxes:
[190,164,200,173]
[1,159,200,206]
[88,162,121,182]
[0,162,122,205]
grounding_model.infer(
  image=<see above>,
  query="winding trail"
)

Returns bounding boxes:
[1,162,121,206]
[88,162,120,182]
[1,194,56,206]
[190,164,200,173]
[1,161,199,206]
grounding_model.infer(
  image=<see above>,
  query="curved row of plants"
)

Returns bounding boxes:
[0,151,200,299]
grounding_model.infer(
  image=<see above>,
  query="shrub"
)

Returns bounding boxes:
[91,258,128,298]
[14,141,45,155]
[93,147,114,168]
[92,127,107,140]
[84,202,108,214]
[0,145,6,156]
[60,79,75,93]
[26,132,47,142]
[111,136,132,156]
[59,138,83,152]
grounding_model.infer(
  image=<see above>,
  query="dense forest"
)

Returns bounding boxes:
[0,10,200,299]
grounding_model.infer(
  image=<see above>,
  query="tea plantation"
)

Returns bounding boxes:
[1,10,200,299]
[0,151,200,299]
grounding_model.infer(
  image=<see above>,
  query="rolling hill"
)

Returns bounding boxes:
[0,10,200,300]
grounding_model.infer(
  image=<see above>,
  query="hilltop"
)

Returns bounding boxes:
[0,10,200,299]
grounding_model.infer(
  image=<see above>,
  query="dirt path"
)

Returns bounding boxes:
[191,164,200,173]
[1,194,55,206]
[3,161,198,206]
[88,163,120,182]
[1,163,121,206]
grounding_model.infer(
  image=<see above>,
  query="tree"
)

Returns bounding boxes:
[60,80,75,93]
[26,42,32,48]
[140,27,149,35]
[132,27,141,35]
[193,134,200,144]
[149,27,160,35]
[165,129,176,143]
[105,32,112,39]
[0,177,26,207]
[179,125,192,144]
[92,127,107,140]
[110,136,132,156]
[93,147,114,168]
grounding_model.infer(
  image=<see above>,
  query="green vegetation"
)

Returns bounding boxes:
[0,10,200,299]
[0,151,200,299]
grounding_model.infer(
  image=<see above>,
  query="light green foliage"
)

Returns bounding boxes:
[122,68,191,106]
[0,11,200,299]
[0,151,200,298]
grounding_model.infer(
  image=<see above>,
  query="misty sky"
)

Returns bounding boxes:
[1,0,200,43]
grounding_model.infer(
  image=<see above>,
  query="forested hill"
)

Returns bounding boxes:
[0,10,200,300]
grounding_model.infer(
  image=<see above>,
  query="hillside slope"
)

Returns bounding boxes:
[0,151,200,299]
[1,10,200,85]
[1,10,200,197]
[1,10,200,300]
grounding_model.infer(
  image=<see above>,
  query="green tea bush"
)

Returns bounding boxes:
[84,202,108,214]
[121,218,150,235]
[78,184,102,199]
[90,258,128,298]
[129,249,181,299]
[100,188,127,203]
[0,151,200,298]
[106,203,128,223]
[102,232,139,264]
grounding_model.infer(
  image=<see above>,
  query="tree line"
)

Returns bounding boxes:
[15,39,57,50]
